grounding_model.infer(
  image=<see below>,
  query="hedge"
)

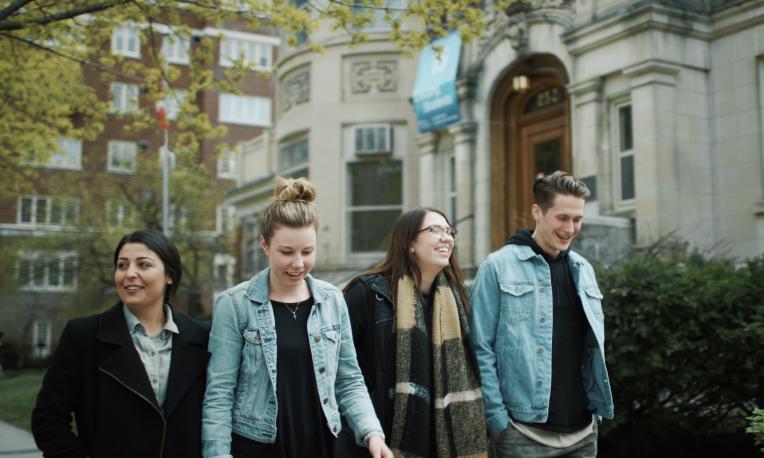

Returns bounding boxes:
[597,248,764,457]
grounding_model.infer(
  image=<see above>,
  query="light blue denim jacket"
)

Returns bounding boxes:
[202,268,383,458]
[469,244,615,434]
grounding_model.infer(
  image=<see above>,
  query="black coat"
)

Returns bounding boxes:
[335,274,396,457]
[31,303,210,458]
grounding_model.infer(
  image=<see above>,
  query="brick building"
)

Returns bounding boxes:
[0,14,277,364]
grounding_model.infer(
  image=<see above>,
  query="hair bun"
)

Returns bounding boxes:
[273,177,317,204]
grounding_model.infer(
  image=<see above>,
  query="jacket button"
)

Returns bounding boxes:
[539,287,545,293]
[314,335,321,342]
[319,367,326,373]
[537,347,544,353]
[536,380,543,386]
[323,397,328,404]
[540,316,546,323]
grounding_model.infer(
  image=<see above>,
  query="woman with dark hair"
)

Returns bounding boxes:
[338,208,488,457]
[32,229,210,457]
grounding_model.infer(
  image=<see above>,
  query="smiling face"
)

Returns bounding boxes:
[410,211,454,276]
[531,193,585,258]
[114,243,171,313]
[260,224,317,293]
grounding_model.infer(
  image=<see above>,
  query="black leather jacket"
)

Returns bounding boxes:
[335,274,396,456]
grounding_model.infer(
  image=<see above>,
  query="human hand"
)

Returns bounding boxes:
[366,435,392,458]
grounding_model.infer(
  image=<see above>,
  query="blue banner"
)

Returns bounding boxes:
[412,31,462,133]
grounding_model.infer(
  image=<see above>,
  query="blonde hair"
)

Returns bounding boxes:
[260,177,319,244]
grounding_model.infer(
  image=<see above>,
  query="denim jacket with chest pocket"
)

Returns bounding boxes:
[469,244,615,434]
[202,268,383,458]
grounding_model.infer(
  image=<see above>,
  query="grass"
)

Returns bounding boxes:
[0,369,44,431]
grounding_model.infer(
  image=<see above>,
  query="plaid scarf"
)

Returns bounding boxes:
[389,273,488,458]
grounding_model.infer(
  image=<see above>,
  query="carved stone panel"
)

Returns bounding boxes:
[346,57,399,97]
[280,67,310,114]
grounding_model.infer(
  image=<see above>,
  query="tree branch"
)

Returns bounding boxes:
[0,0,133,31]
[0,0,34,24]
[0,31,143,82]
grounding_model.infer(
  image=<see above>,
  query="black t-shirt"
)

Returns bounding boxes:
[231,296,335,458]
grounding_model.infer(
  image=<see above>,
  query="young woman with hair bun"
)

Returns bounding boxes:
[202,177,391,458]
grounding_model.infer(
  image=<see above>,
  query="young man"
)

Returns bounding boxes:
[470,171,614,457]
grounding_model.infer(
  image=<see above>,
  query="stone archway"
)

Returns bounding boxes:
[489,54,570,249]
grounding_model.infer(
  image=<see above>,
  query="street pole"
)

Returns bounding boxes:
[161,129,171,236]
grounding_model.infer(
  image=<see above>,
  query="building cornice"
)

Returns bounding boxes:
[563,3,710,57]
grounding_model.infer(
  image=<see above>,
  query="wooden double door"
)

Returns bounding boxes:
[491,71,570,249]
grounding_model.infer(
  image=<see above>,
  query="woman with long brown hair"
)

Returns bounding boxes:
[338,208,488,457]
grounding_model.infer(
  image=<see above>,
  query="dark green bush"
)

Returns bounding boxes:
[597,249,764,457]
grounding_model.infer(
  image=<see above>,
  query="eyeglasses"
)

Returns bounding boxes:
[417,225,458,238]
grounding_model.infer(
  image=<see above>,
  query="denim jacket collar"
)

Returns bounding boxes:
[244,267,329,306]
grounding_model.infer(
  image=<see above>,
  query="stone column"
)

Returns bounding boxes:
[416,132,438,208]
[568,77,605,214]
[448,121,478,271]
[623,60,681,246]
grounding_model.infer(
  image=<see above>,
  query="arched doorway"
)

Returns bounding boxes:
[489,54,570,249]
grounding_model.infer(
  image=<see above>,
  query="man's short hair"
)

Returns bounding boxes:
[533,171,590,211]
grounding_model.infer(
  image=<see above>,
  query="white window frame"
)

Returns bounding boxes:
[353,124,392,155]
[47,138,83,170]
[17,251,78,292]
[32,319,52,358]
[18,196,79,226]
[107,141,137,174]
[106,200,135,227]
[277,136,309,174]
[217,150,236,179]
[111,24,141,58]
[219,37,272,70]
[346,158,403,254]
[110,82,140,114]
[162,34,191,65]
[218,93,271,127]
[611,99,636,208]
[217,205,235,234]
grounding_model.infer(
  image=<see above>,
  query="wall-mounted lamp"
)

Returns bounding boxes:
[512,75,530,92]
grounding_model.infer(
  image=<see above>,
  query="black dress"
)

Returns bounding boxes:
[231,297,335,458]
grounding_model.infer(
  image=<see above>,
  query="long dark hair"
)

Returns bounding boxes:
[114,229,182,304]
[346,208,470,311]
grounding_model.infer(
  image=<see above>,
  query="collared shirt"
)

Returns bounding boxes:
[123,304,179,408]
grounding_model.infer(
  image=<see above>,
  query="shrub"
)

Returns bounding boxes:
[747,408,764,452]
[597,248,764,457]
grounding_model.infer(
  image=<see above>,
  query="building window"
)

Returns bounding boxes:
[32,319,52,358]
[160,89,187,121]
[219,93,271,126]
[213,254,235,298]
[112,25,141,58]
[170,205,187,230]
[278,136,309,173]
[107,141,137,174]
[162,34,190,65]
[47,138,82,170]
[18,251,78,291]
[217,150,236,179]
[111,82,140,114]
[354,124,392,154]
[612,101,635,204]
[217,205,234,234]
[106,200,135,227]
[220,38,272,69]
[18,196,79,226]
[347,158,403,253]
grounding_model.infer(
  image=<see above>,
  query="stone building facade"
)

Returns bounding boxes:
[228,0,764,284]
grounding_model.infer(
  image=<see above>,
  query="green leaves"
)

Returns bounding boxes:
[598,247,764,455]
